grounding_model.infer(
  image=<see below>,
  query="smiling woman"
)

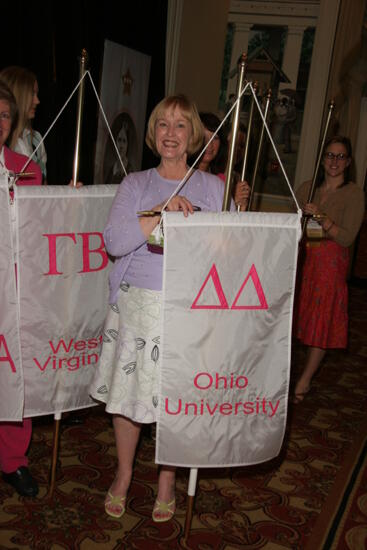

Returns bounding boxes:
[145,95,203,172]
[154,110,192,165]
[89,94,231,524]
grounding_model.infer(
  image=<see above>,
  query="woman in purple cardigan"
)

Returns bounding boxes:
[91,95,238,522]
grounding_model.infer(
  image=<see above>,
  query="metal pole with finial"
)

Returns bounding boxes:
[48,412,61,498]
[72,49,88,186]
[240,81,258,184]
[247,88,272,211]
[48,50,88,499]
[237,81,258,211]
[302,100,335,234]
[222,53,247,211]
[184,52,248,543]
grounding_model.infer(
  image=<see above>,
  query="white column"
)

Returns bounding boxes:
[294,0,341,190]
[279,26,306,92]
[227,23,252,98]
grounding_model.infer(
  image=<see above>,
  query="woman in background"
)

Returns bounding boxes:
[0,66,47,183]
[293,135,365,403]
[198,112,250,211]
[0,66,83,188]
[198,112,227,179]
[0,80,41,497]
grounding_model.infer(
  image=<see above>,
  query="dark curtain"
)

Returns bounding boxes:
[1,1,167,184]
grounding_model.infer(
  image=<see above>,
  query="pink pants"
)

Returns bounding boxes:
[0,419,32,473]
[0,265,32,474]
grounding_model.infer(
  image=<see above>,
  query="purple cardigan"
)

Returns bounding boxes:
[104,168,229,302]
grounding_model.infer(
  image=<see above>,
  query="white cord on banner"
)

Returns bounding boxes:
[157,80,301,235]
[86,71,127,177]
[20,71,89,174]
[157,81,252,235]
[20,70,127,179]
[248,82,300,211]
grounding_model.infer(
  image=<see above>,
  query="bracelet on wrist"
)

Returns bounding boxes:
[312,213,326,225]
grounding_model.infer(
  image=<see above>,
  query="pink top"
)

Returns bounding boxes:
[3,146,42,187]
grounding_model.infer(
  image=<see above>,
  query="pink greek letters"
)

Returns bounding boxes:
[43,232,108,275]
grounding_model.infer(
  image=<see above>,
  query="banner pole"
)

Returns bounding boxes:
[222,53,247,211]
[184,468,198,540]
[185,54,247,538]
[247,88,272,211]
[72,49,88,186]
[48,411,62,498]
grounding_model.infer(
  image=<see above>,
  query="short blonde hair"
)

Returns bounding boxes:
[146,94,203,156]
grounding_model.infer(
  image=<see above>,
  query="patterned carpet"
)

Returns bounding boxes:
[306,428,367,550]
[0,284,366,550]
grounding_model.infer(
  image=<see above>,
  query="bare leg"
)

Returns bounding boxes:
[157,466,176,502]
[107,415,141,498]
[152,465,176,521]
[294,346,326,401]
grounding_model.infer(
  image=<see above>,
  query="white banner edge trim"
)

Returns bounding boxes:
[23,402,99,419]
[155,214,169,464]
[14,193,25,414]
[155,449,284,469]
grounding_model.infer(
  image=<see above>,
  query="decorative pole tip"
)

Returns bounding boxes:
[239,53,247,65]
[266,88,272,98]
[329,99,335,109]
[80,49,88,62]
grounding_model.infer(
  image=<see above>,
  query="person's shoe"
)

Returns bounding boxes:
[152,498,176,522]
[105,491,126,518]
[2,466,39,497]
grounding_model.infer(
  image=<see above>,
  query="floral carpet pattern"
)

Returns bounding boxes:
[0,284,366,549]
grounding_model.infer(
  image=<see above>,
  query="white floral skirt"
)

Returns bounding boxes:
[90,282,161,423]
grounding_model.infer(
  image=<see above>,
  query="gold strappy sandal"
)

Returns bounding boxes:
[152,498,176,522]
[105,491,126,518]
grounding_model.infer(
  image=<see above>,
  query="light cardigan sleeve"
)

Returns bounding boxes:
[103,173,148,257]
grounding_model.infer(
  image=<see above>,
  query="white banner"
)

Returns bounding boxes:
[0,176,24,420]
[14,185,117,418]
[157,211,301,467]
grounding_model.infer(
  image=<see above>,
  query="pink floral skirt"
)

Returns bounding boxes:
[294,240,349,349]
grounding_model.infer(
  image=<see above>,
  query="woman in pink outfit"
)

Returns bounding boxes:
[0,80,41,497]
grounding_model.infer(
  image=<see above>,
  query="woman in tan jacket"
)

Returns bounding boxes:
[293,135,365,403]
